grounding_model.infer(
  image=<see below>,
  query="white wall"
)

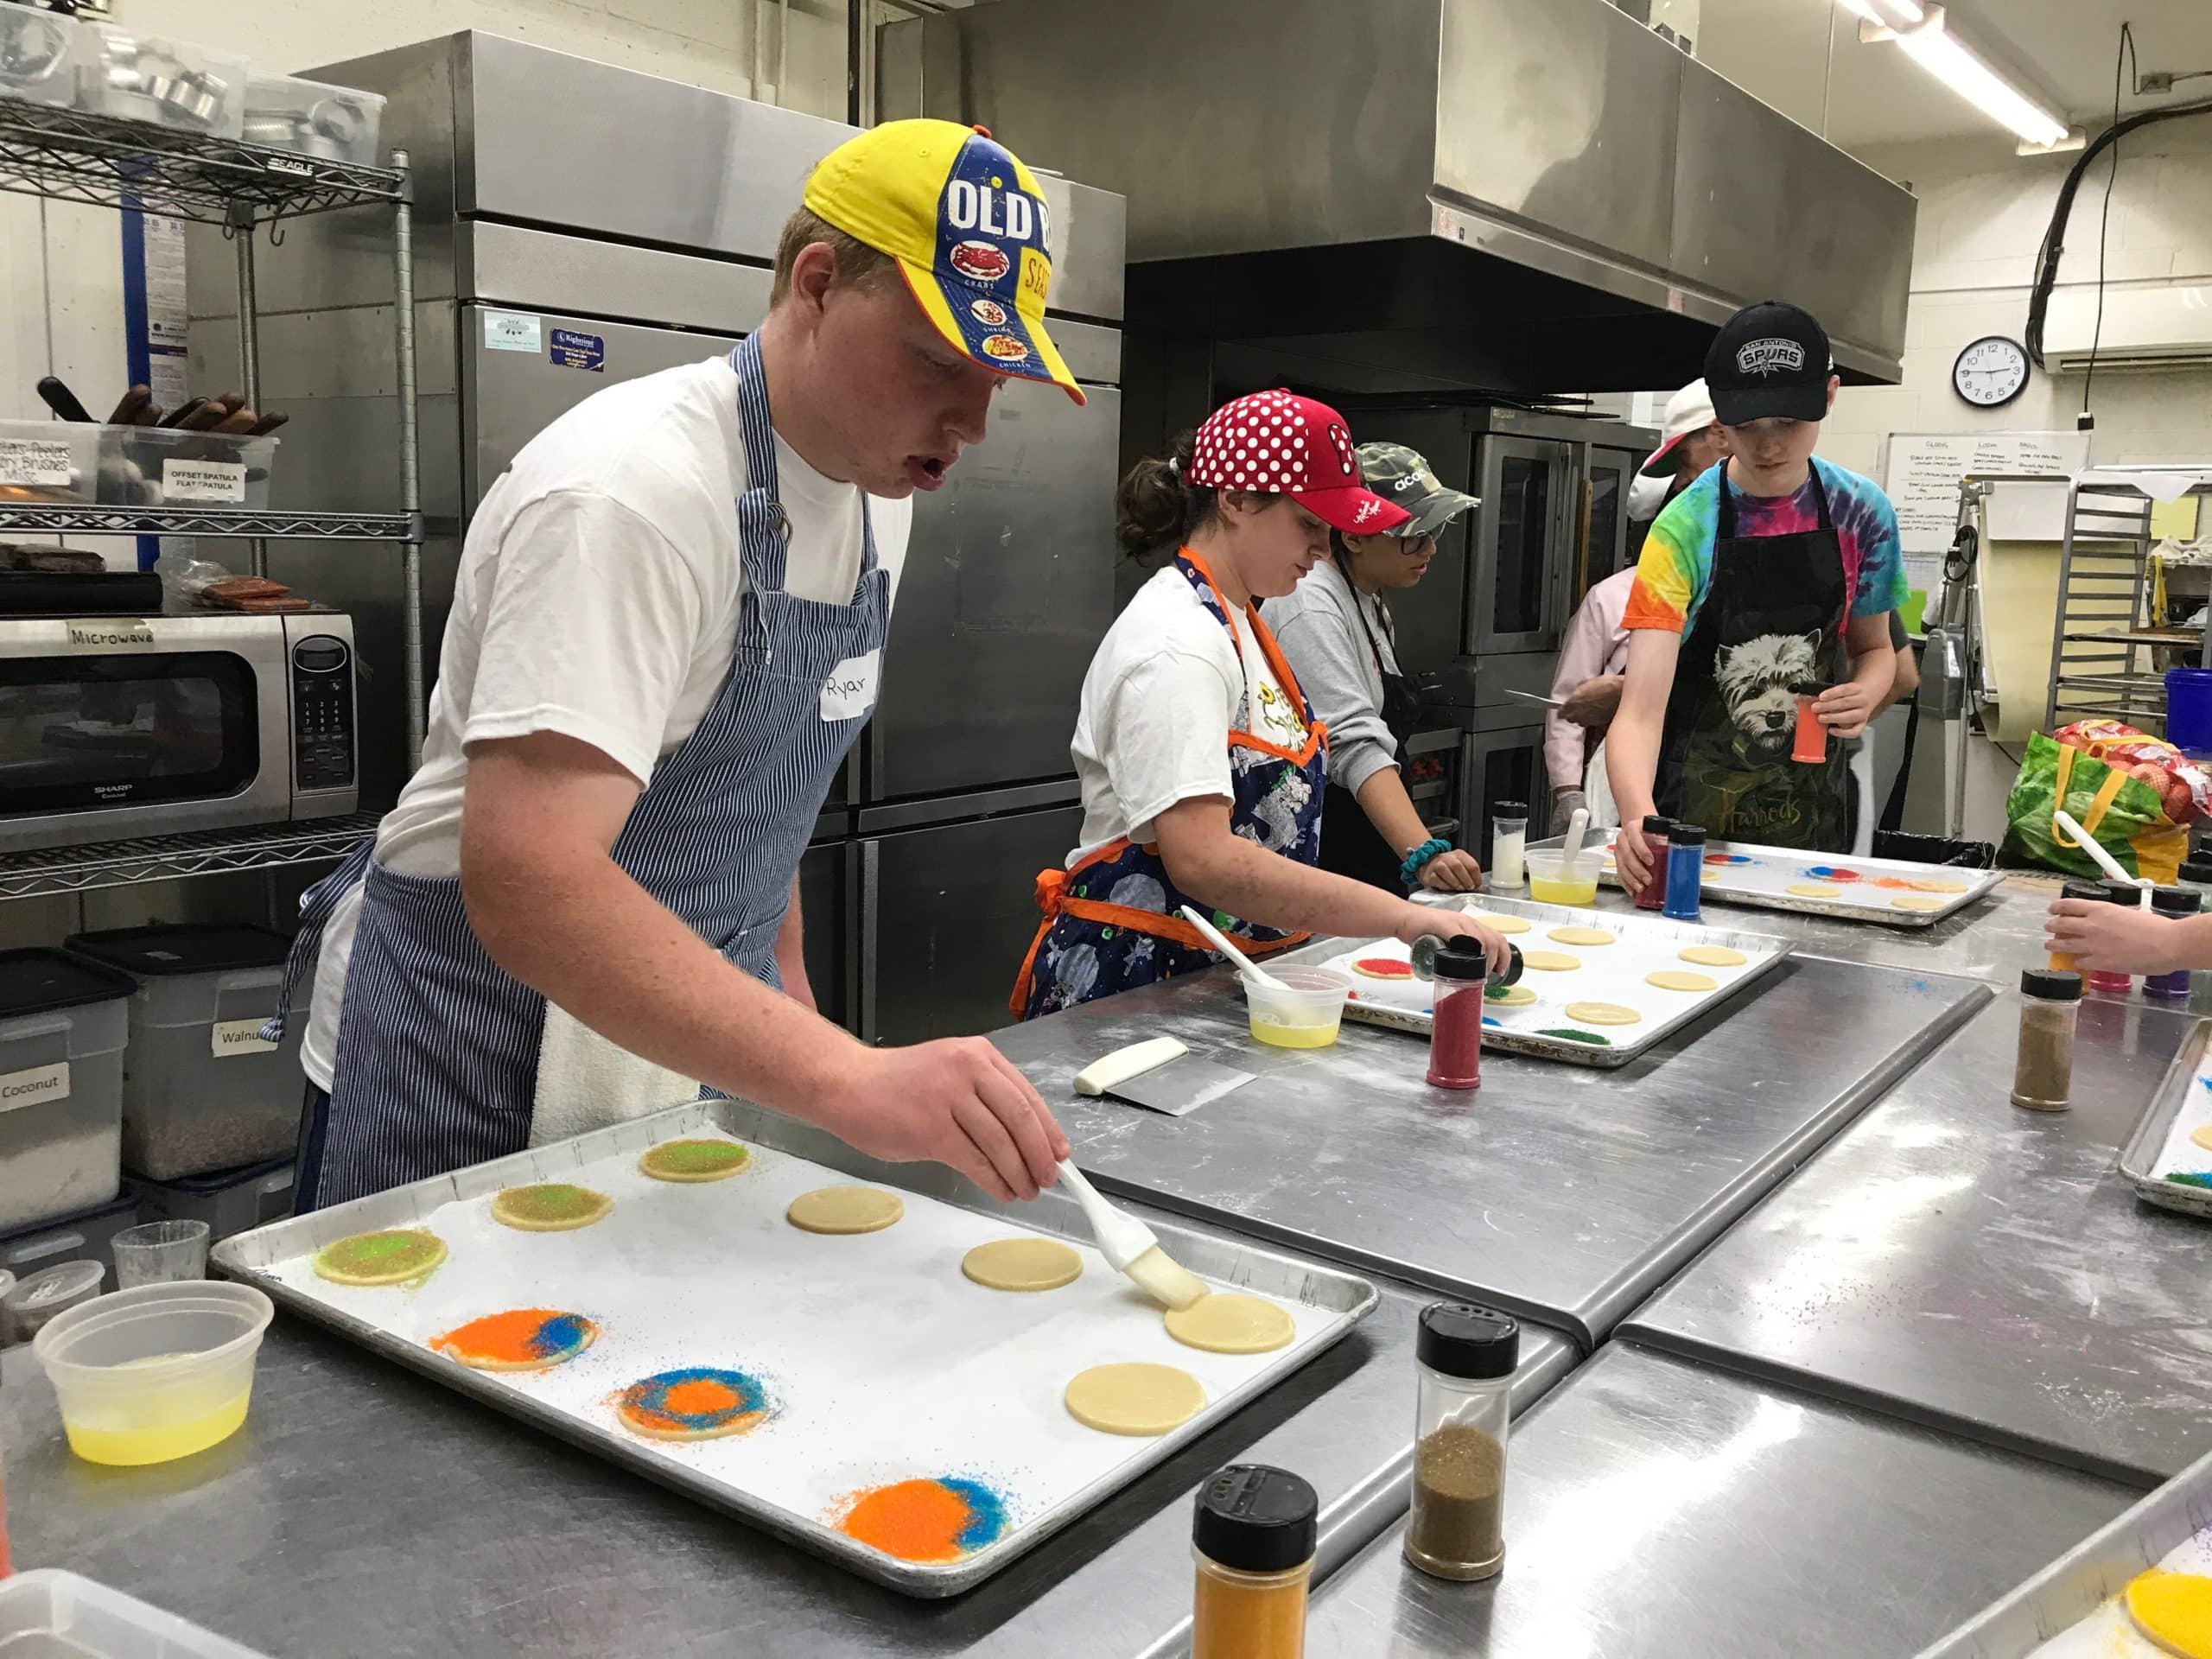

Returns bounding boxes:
[1821,121,2212,479]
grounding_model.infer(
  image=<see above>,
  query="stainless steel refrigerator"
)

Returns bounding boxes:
[188,32,1125,1040]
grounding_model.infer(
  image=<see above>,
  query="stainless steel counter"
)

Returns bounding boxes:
[1303,1344,2135,1658]
[2,1207,1573,1659]
[1623,988,2208,1484]
[993,957,1989,1346]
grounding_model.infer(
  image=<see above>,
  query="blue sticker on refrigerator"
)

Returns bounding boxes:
[549,328,606,371]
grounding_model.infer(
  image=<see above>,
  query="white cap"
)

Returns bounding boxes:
[1637,378,1719,476]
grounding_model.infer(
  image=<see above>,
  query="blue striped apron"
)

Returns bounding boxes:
[264,335,887,1210]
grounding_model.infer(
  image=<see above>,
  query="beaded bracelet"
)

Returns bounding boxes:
[1400,837,1452,888]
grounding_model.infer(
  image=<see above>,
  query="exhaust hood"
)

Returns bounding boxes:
[879,0,1916,392]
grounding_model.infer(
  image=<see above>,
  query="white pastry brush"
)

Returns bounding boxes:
[1055,1160,1209,1310]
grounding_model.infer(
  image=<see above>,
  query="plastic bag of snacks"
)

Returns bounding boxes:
[2050,719,2211,826]
[2002,728,2186,883]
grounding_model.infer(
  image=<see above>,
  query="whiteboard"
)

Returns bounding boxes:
[1884,431,2091,555]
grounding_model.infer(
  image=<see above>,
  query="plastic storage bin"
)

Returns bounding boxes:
[0,4,79,109]
[242,73,385,164]
[0,950,134,1234]
[0,1569,274,1658]
[0,418,104,504]
[0,1193,142,1299]
[74,22,248,137]
[99,428,278,510]
[130,1157,295,1243]
[67,925,303,1180]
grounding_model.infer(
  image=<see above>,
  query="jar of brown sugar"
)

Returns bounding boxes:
[1404,1301,1518,1581]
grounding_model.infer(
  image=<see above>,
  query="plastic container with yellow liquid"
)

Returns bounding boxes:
[32,1280,272,1465]
[1525,850,1599,906]
[1240,965,1352,1049]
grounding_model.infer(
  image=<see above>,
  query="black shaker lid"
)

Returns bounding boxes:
[1192,1464,1319,1573]
[2020,969,2083,1001]
[1669,823,1709,847]
[2180,859,2212,887]
[1642,815,1671,835]
[1494,801,1528,818]
[2060,878,2109,903]
[2151,885,2201,918]
[1416,1301,1519,1380]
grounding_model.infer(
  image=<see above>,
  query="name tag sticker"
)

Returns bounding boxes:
[821,650,880,721]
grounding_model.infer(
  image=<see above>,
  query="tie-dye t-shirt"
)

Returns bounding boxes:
[1622,457,1906,636]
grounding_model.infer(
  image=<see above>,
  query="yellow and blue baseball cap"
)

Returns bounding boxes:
[804,118,1084,406]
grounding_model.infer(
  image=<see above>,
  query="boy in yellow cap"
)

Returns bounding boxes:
[270,120,1077,1213]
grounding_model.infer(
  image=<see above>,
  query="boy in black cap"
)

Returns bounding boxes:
[1606,301,1906,888]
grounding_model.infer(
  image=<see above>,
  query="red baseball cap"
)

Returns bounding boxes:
[1186,391,1410,536]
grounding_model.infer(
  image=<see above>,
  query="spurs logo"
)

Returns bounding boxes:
[1736,337,1807,377]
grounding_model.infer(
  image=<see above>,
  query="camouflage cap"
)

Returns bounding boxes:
[1355,442,1480,539]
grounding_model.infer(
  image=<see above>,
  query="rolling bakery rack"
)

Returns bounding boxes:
[0,95,423,898]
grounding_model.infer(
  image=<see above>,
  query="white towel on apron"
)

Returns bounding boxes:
[529,1002,703,1148]
[1585,735,1622,831]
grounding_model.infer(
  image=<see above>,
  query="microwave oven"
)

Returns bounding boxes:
[0,611,358,854]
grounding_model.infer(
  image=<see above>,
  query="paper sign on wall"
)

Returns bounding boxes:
[211,1017,278,1058]
[0,1060,70,1113]
[484,310,543,353]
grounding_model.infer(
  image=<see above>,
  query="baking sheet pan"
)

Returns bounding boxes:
[1916,1445,2212,1658]
[212,1098,1378,1599]
[1529,832,2005,928]
[1272,893,1792,1069]
[2118,1015,2212,1220]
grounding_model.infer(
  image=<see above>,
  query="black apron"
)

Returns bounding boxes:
[1319,566,1429,890]
[1654,467,1853,850]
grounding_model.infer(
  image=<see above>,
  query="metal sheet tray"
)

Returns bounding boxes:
[1916,1445,2212,1657]
[2118,1015,2212,1220]
[1273,894,1793,1069]
[1530,832,2006,928]
[212,1098,1379,1599]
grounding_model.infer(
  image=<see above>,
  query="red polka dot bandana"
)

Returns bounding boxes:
[1185,391,1411,536]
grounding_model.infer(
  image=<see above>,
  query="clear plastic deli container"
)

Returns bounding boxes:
[99,428,278,510]
[0,4,79,109]
[0,1192,142,1302]
[74,23,249,137]
[0,418,104,505]
[242,73,385,165]
[0,949,135,1233]
[0,1568,275,1658]
[130,1157,296,1243]
[67,925,303,1180]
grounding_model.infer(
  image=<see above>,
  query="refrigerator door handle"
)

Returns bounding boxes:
[859,837,880,1045]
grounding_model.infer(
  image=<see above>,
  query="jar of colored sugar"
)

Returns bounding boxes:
[1191,1463,1318,1659]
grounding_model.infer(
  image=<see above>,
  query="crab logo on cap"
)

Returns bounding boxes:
[1736,338,1808,377]
[950,239,1012,283]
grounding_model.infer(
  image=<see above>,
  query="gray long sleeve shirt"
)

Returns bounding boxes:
[1264,558,1401,796]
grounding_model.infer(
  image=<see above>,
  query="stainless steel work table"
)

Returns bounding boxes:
[993,956,1989,1348]
[2,1205,1574,1659]
[1302,1343,2135,1658]
[1622,988,2207,1484]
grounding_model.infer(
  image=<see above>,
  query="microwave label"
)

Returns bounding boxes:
[162,459,246,502]
[212,1017,279,1058]
[549,328,605,372]
[67,620,156,649]
[484,310,543,353]
[0,438,73,488]
[0,1060,69,1113]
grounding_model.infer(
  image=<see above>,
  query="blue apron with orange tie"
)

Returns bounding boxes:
[1013,549,1327,1020]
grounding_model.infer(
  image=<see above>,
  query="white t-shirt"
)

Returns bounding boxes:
[1067,563,1307,864]
[301,356,912,1089]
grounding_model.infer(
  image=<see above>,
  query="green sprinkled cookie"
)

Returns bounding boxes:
[638,1138,753,1183]
[313,1229,448,1286]
[490,1183,613,1231]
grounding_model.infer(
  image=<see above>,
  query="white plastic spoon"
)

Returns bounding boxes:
[1179,904,1291,992]
[2053,809,2153,907]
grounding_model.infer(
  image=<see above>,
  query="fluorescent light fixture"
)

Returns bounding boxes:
[1853,3,2070,149]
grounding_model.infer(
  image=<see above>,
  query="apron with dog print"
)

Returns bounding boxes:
[1654,467,1851,851]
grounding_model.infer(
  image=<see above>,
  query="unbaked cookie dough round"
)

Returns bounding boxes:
[1473,913,1531,935]
[1521,950,1580,972]
[1350,957,1416,980]
[2125,1569,2212,1659]
[1679,945,1747,968]
[1064,1362,1205,1436]
[638,1139,753,1182]
[1548,926,1616,947]
[1163,1292,1294,1355]
[1491,984,1538,1007]
[2191,1125,2212,1152]
[1891,894,1948,912]
[1788,883,1844,899]
[1564,1001,1642,1027]
[962,1236,1083,1292]
[1646,970,1717,993]
[490,1182,612,1232]
[1910,877,1970,893]
[313,1229,447,1287]
[788,1185,906,1235]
